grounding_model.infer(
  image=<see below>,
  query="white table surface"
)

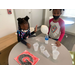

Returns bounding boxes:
[8,37,72,65]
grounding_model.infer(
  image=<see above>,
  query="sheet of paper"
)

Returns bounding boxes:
[14,50,39,65]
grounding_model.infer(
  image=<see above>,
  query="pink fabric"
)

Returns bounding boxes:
[48,18,65,42]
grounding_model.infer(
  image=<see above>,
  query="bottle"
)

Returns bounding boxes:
[45,34,49,44]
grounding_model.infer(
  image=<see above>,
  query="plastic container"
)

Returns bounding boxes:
[52,45,58,51]
[53,50,60,60]
[40,45,45,53]
[43,50,50,58]
[45,34,49,44]
[33,42,39,51]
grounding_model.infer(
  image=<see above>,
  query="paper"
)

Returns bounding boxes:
[14,50,39,65]
[51,43,55,46]
[36,38,40,41]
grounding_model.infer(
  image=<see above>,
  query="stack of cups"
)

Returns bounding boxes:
[40,45,50,58]
[52,45,60,60]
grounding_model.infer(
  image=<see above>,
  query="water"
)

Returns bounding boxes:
[45,34,49,44]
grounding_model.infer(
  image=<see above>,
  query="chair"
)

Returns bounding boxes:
[30,27,34,32]
[69,51,75,65]
[69,44,75,65]
[30,27,36,37]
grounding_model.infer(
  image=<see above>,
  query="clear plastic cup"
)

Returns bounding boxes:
[40,45,45,53]
[33,42,39,51]
[43,50,50,58]
[53,50,59,60]
[52,45,57,51]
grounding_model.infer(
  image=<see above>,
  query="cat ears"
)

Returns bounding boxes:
[17,16,29,22]
[49,9,65,11]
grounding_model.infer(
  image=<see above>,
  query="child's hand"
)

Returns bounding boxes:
[26,43,31,48]
[55,41,61,47]
[34,25,37,32]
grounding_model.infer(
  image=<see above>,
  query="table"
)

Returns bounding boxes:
[8,37,72,65]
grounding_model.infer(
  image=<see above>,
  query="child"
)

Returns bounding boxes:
[48,9,65,47]
[17,16,37,48]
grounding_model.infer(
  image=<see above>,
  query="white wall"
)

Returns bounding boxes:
[65,24,75,34]
[14,9,32,30]
[61,10,75,35]
[0,9,16,38]
[31,9,44,27]
[44,9,52,26]
[61,17,75,35]
[14,9,44,30]
[61,9,75,17]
